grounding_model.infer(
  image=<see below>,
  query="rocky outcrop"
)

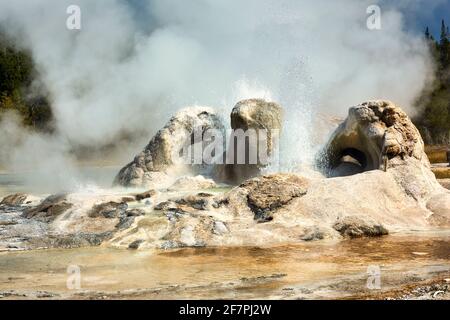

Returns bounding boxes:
[88,201,128,218]
[110,172,406,249]
[115,100,282,188]
[320,100,429,177]
[230,99,283,135]
[0,193,28,206]
[2,101,449,252]
[311,101,450,232]
[333,216,388,238]
[214,99,283,184]
[23,194,73,221]
[1,166,449,251]
[0,192,148,251]
[167,175,216,191]
[134,190,157,201]
[114,106,225,188]
[101,102,450,249]
[313,100,450,232]
[239,174,308,222]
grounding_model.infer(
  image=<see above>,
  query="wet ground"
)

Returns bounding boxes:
[0,166,121,198]
[0,231,448,299]
[0,167,449,299]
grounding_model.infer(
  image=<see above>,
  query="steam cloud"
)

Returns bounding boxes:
[0,0,436,190]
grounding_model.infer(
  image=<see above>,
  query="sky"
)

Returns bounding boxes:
[382,0,450,36]
[125,0,450,37]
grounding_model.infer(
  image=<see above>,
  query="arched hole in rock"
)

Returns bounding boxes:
[319,141,382,178]
[330,148,367,177]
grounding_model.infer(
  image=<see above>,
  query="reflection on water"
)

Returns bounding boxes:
[0,233,448,299]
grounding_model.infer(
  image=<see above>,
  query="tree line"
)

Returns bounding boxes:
[0,32,52,131]
[415,19,450,145]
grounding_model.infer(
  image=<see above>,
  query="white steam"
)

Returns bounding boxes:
[0,0,435,190]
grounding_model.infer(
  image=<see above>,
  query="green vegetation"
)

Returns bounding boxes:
[415,20,450,145]
[0,32,52,130]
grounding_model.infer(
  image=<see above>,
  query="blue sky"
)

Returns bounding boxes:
[400,0,450,37]
[125,0,450,38]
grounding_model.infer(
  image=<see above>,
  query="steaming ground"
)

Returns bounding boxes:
[0,0,437,190]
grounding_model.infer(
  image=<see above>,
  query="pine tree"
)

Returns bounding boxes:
[0,31,53,130]
[415,20,450,144]
[425,26,430,39]
[440,20,447,43]
[439,20,449,68]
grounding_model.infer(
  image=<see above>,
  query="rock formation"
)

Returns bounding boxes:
[0,192,147,251]
[23,194,73,221]
[320,100,429,177]
[106,101,448,249]
[238,174,308,222]
[0,193,28,206]
[167,175,217,191]
[214,99,283,184]
[313,100,449,227]
[332,216,389,238]
[1,100,449,252]
[114,106,225,188]
[230,99,283,135]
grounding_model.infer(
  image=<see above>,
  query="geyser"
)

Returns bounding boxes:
[1,101,449,252]
[0,0,436,191]
[319,100,429,178]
